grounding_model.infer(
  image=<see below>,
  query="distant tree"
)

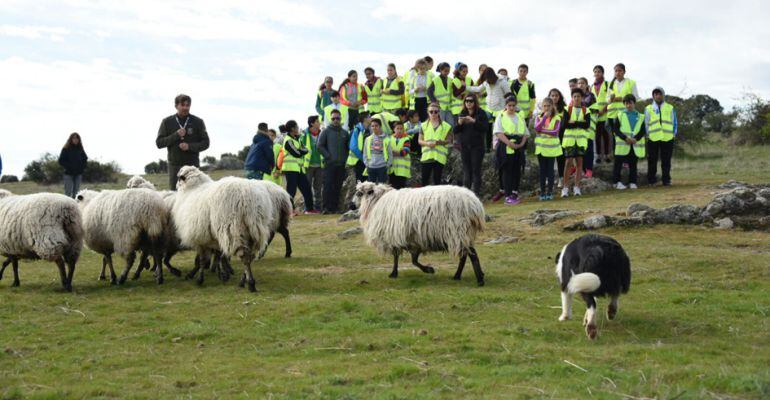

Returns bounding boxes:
[24,153,120,183]
[237,145,251,162]
[202,156,217,165]
[732,93,770,145]
[144,159,168,174]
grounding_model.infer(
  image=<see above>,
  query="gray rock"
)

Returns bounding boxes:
[714,217,734,230]
[627,203,654,216]
[485,236,519,244]
[579,177,612,195]
[338,210,360,223]
[527,209,582,226]
[650,204,704,224]
[717,180,749,190]
[337,227,362,239]
[613,216,652,227]
[484,214,494,222]
[583,215,609,230]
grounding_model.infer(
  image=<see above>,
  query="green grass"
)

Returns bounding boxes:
[1,139,769,399]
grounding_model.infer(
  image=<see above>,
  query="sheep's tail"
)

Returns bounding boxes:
[567,273,601,294]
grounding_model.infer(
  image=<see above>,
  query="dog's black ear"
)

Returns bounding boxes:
[554,252,561,262]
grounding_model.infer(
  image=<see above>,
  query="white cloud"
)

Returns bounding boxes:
[0,24,70,40]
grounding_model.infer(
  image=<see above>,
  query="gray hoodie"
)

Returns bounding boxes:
[317,124,350,166]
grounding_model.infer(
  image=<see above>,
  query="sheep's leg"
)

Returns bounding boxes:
[154,252,164,285]
[468,247,485,287]
[0,258,11,280]
[131,252,150,280]
[222,256,234,278]
[65,254,77,290]
[559,291,573,321]
[106,254,117,285]
[278,226,292,258]
[607,294,619,320]
[164,253,182,277]
[10,258,20,287]
[117,252,137,285]
[241,253,257,292]
[217,254,231,282]
[239,272,246,287]
[410,251,435,274]
[453,253,467,281]
[99,256,107,281]
[389,251,399,279]
[55,257,71,292]
[581,293,598,340]
[185,254,204,280]
[197,261,205,286]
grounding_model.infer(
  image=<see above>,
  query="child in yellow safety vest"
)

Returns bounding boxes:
[612,95,647,190]
[388,121,411,189]
[533,98,562,200]
[561,88,591,198]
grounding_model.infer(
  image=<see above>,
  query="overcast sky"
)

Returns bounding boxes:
[1,0,768,176]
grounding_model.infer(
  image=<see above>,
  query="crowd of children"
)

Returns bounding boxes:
[244,57,678,213]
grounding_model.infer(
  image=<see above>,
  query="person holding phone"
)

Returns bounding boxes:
[156,94,210,190]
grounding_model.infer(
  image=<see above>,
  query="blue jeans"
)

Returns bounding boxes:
[245,170,263,180]
[367,167,388,183]
[63,174,82,198]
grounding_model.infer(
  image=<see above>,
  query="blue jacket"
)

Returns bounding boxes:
[244,132,275,174]
[349,123,368,160]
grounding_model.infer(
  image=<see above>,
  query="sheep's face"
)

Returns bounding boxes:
[353,181,387,208]
[0,189,12,199]
[176,166,211,191]
[75,189,98,207]
[126,175,156,190]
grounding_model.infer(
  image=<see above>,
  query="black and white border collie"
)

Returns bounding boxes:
[555,234,631,340]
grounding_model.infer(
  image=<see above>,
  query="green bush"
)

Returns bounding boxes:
[731,93,770,145]
[144,159,168,174]
[23,153,121,184]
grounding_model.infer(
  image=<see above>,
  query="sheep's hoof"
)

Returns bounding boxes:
[284,253,291,258]
[110,279,117,286]
[157,276,165,285]
[607,304,618,320]
[558,314,570,321]
[11,280,20,287]
[168,267,182,277]
[585,324,598,340]
[118,275,128,285]
[388,272,398,279]
[98,274,105,281]
[421,266,435,274]
[184,272,196,280]
[247,282,257,292]
[476,279,485,287]
[63,283,73,292]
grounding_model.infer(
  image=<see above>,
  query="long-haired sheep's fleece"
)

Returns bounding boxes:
[356,182,485,257]
[0,190,84,262]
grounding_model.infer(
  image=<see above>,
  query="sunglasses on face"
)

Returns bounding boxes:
[464,99,474,103]
[428,110,439,114]
[331,117,341,121]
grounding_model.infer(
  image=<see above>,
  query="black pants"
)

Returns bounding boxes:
[461,145,484,195]
[285,171,314,211]
[595,121,611,157]
[538,155,556,195]
[501,151,524,196]
[647,140,674,185]
[352,160,366,183]
[415,97,428,122]
[421,162,444,186]
[389,174,407,189]
[348,108,359,131]
[323,164,346,212]
[368,167,388,184]
[556,129,565,178]
[485,120,494,153]
[583,139,594,172]
[613,152,639,184]
[168,160,199,191]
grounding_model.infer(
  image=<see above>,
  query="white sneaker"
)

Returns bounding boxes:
[573,187,582,196]
[561,187,569,198]
[558,180,564,188]
[629,183,638,190]
[615,182,627,190]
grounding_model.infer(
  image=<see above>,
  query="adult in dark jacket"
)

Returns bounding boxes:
[317,109,350,214]
[454,93,488,196]
[156,94,210,190]
[244,122,275,180]
[58,132,88,198]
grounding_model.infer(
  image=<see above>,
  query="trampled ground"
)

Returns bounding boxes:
[1,141,768,399]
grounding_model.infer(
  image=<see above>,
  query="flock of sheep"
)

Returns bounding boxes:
[0,168,484,293]
[0,169,630,339]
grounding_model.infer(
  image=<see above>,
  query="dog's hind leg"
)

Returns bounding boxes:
[607,295,619,320]
[559,291,573,321]
[581,293,598,340]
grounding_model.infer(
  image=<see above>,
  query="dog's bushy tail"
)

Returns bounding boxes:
[567,273,601,294]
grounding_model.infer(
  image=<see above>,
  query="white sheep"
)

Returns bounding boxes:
[76,188,169,285]
[173,166,274,292]
[353,182,487,286]
[0,189,84,291]
[126,175,158,190]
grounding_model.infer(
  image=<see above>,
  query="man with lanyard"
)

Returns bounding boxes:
[156,94,210,190]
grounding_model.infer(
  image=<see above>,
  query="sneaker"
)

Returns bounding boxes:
[614,182,627,190]
[504,195,521,205]
[561,187,569,198]
[595,158,602,165]
[573,187,582,196]
[491,191,505,202]
[662,182,671,187]
[547,194,554,200]
[629,183,638,190]
[584,169,593,178]
[539,195,546,201]
[304,210,320,215]
[558,180,564,188]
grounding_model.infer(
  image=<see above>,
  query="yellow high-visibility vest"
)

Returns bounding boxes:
[420,120,451,165]
[615,111,646,157]
[645,103,675,142]
[534,114,563,157]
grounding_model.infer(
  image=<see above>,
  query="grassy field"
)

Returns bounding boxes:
[1,139,768,399]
